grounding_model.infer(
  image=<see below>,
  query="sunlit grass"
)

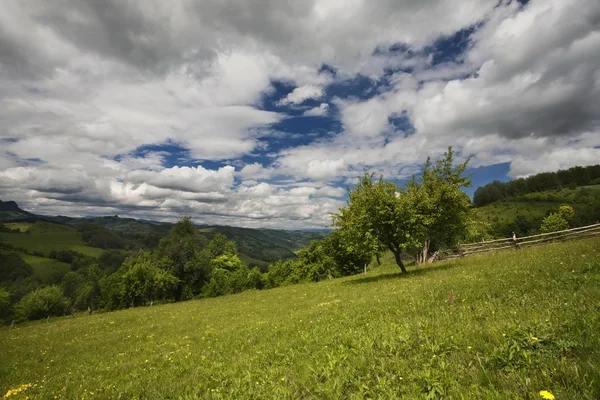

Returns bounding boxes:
[0,231,104,258]
[1,237,599,399]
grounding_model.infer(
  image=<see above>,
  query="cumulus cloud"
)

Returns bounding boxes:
[0,0,598,228]
[278,85,324,105]
[303,103,329,117]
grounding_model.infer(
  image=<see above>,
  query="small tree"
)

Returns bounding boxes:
[405,147,472,263]
[155,217,210,301]
[16,286,70,321]
[540,213,569,233]
[332,173,418,272]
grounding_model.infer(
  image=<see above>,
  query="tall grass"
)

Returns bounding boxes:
[1,237,599,399]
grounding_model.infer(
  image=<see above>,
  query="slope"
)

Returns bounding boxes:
[2,237,598,399]
[473,184,600,236]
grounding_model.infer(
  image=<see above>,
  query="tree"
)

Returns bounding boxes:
[332,173,418,272]
[405,147,472,263]
[206,234,237,258]
[558,205,575,221]
[540,213,569,234]
[117,252,179,307]
[155,217,210,301]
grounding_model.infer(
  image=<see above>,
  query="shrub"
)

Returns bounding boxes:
[0,287,12,323]
[16,286,70,321]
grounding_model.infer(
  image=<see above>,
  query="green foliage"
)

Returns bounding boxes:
[406,147,472,260]
[473,185,600,238]
[156,217,210,301]
[558,204,575,221]
[473,164,600,207]
[116,252,179,307]
[540,213,570,234]
[0,252,33,282]
[333,147,472,270]
[15,286,70,321]
[0,287,12,323]
[97,249,126,273]
[206,233,237,258]
[80,224,125,249]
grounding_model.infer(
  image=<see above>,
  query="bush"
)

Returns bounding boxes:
[540,213,569,234]
[0,287,12,323]
[16,286,70,321]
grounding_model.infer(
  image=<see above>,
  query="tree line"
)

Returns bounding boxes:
[473,164,600,207]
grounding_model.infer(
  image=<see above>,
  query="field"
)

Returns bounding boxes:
[0,250,71,284]
[1,237,599,399]
[0,223,104,258]
[3,222,33,232]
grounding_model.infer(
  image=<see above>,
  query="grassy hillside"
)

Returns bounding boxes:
[0,250,71,283]
[2,237,599,399]
[0,221,104,258]
[474,184,600,236]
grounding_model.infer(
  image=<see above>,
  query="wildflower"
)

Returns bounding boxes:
[4,383,33,398]
[539,390,555,399]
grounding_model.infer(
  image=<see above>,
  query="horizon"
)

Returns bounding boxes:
[1,0,599,229]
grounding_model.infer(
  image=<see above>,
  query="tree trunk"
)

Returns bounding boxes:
[392,251,407,273]
[376,253,381,266]
[422,237,430,265]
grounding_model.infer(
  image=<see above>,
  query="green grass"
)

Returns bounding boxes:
[3,222,33,232]
[0,250,71,284]
[0,222,104,258]
[1,238,599,399]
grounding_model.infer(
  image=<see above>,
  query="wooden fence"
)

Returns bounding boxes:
[436,223,600,261]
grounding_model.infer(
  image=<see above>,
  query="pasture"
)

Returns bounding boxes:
[0,222,104,258]
[1,237,599,399]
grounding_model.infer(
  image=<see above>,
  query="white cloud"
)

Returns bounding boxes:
[127,165,235,193]
[1,0,598,228]
[303,103,329,117]
[278,85,324,105]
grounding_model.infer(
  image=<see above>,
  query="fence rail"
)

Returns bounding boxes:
[438,223,600,260]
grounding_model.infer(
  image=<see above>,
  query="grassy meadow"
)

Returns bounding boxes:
[0,224,104,258]
[1,237,599,399]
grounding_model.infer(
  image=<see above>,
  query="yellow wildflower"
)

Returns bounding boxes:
[539,390,555,399]
[4,383,33,398]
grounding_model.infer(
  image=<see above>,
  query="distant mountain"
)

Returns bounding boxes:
[0,199,37,222]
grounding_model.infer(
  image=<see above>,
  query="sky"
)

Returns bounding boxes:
[0,0,599,229]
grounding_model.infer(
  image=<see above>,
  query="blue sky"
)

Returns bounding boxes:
[0,0,599,228]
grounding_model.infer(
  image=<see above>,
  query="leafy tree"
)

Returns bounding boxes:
[117,252,179,307]
[540,213,569,234]
[265,259,298,288]
[332,173,417,272]
[405,147,472,263]
[98,249,126,273]
[206,234,237,258]
[558,205,575,221]
[16,286,70,321]
[210,253,244,272]
[155,217,210,301]
[323,230,372,276]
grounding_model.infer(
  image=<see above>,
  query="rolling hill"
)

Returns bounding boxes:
[473,184,600,237]
[0,201,328,271]
[1,236,598,399]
